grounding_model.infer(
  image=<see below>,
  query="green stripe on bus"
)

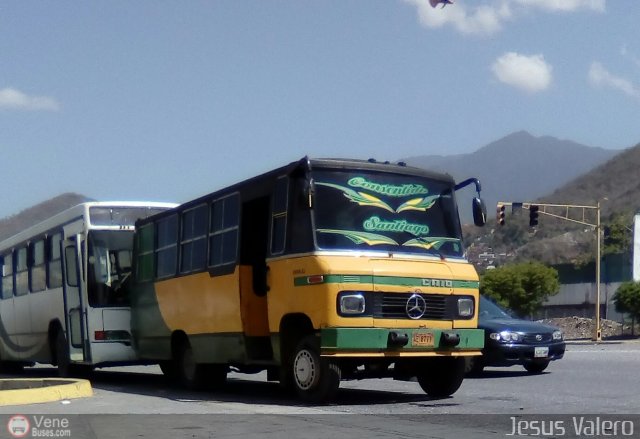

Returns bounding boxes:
[320,328,485,350]
[294,275,479,289]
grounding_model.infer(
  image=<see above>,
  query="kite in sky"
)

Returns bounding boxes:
[429,0,454,8]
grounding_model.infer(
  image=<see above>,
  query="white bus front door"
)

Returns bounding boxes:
[62,237,87,363]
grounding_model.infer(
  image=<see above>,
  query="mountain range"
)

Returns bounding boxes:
[0,131,633,267]
[402,130,619,222]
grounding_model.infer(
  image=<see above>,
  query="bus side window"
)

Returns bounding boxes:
[1,254,13,299]
[47,233,63,289]
[156,214,178,279]
[30,239,46,293]
[15,247,28,296]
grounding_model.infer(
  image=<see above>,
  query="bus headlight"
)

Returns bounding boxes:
[457,298,474,317]
[339,293,366,315]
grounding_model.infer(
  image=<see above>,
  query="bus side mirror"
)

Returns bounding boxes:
[472,197,487,227]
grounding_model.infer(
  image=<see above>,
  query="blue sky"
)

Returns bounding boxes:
[1,0,639,218]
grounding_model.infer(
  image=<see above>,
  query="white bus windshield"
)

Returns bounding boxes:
[312,170,464,258]
[90,206,167,227]
[87,230,134,307]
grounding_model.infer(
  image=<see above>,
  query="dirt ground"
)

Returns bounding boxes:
[540,316,640,340]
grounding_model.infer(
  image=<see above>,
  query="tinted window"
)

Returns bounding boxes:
[156,214,178,278]
[136,224,155,282]
[312,170,463,258]
[209,194,239,267]
[180,204,208,273]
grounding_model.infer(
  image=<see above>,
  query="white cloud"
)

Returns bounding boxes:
[0,88,60,111]
[514,0,606,13]
[491,52,553,93]
[588,62,640,99]
[404,0,605,37]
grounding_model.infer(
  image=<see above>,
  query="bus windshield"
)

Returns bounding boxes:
[90,206,168,227]
[87,230,135,307]
[312,169,464,258]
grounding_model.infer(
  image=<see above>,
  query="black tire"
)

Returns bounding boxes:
[465,357,485,376]
[417,357,466,398]
[524,360,549,374]
[55,330,72,378]
[290,335,341,403]
[201,364,228,390]
[159,360,178,381]
[176,341,206,390]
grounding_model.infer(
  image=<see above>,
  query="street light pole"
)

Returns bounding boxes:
[594,202,602,342]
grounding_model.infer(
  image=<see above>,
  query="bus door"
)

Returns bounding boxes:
[61,236,87,363]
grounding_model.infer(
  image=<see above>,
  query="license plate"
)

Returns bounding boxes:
[412,332,435,347]
[534,347,549,358]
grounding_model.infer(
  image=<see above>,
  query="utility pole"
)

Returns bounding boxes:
[497,201,602,341]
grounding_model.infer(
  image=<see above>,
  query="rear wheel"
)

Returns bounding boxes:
[417,357,466,398]
[55,331,72,378]
[290,335,341,403]
[176,341,206,390]
[524,360,549,374]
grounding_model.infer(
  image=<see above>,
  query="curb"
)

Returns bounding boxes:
[0,378,92,406]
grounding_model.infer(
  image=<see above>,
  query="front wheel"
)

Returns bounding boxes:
[524,360,549,374]
[290,335,341,403]
[417,357,466,398]
[176,341,206,390]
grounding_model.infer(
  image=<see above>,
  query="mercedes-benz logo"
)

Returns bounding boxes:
[406,293,427,320]
[535,334,543,341]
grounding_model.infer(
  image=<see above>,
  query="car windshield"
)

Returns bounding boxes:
[479,295,513,320]
[312,169,464,258]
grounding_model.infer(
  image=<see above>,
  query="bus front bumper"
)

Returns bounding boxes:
[320,327,484,357]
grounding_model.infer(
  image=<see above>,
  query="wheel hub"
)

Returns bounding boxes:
[294,349,316,390]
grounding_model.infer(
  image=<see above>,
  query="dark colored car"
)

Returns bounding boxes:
[467,296,565,374]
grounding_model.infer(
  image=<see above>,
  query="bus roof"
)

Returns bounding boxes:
[0,201,177,250]
[135,157,456,225]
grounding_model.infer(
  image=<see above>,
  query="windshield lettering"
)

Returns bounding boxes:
[348,177,428,197]
[363,216,429,237]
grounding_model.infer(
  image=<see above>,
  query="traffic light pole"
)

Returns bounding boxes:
[496,201,602,342]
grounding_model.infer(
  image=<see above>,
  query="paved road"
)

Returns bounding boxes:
[1,342,639,438]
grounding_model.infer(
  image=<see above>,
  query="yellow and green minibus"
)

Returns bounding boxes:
[130,157,487,402]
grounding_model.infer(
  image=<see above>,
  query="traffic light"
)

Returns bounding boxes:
[497,204,506,226]
[529,205,539,227]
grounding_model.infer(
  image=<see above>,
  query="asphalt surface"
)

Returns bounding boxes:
[1,341,639,438]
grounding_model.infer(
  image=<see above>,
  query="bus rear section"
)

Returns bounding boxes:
[0,202,176,376]
[130,157,486,402]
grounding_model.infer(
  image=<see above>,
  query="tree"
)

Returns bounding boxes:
[613,281,640,336]
[480,262,560,317]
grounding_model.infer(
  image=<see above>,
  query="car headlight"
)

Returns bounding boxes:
[552,330,563,340]
[489,331,521,342]
[339,293,366,315]
[457,298,474,317]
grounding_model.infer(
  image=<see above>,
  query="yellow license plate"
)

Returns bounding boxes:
[412,332,435,347]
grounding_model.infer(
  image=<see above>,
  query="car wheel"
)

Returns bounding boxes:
[524,360,549,374]
[290,335,341,403]
[417,357,466,397]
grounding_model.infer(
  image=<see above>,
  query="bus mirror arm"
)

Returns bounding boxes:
[454,177,482,196]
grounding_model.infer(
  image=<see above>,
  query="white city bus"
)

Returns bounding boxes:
[0,201,177,375]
